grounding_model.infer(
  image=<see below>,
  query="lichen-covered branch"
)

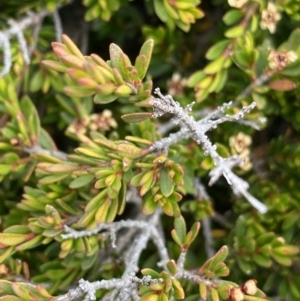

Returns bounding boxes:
[150,88,267,214]
[0,8,61,77]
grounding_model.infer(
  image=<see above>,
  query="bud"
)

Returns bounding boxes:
[230,287,244,301]
[241,279,257,295]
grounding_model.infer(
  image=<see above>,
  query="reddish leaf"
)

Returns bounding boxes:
[268,79,296,91]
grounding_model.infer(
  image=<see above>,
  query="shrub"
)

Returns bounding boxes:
[0,1,299,300]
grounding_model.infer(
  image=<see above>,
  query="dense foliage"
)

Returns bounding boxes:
[0,0,299,301]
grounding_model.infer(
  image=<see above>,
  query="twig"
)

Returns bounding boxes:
[27,12,43,55]
[7,19,30,65]
[0,10,49,77]
[0,32,12,77]
[55,276,162,301]
[52,9,63,43]
[62,211,169,270]
[150,88,267,214]
[57,211,168,301]
[0,4,68,77]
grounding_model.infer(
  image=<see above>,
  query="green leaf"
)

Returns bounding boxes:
[184,222,200,245]
[114,84,132,96]
[0,247,14,264]
[174,216,186,243]
[208,246,228,271]
[168,191,182,203]
[60,54,84,69]
[271,253,292,266]
[282,211,299,229]
[116,143,143,159]
[45,163,78,173]
[289,280,300,299]
[256,232,275,246]
[286,28,300,51]
[163,201,181,217]
[42,60,67,72]
[160,167,174,197]
[154,0,169,22]
[0,296,23,301]
[203,56,226,74]
[3,225,30,235]
[250,14,258,32]
[210,287,220,301]
[118,180,127,214]
[149,282,164,291]
[39,128,59,151]
[69,175,94,189]
[138,39,154,79]
[39,174,69,184]
[29,70,43,92]
[109,43,124,70]
[109,68,124,86]
[121,112,153,123]
[64,86,95,97]
[140,175,155,196]
[96,83,115,95]
[251,92,266,110]
[118,53,132,80]
[95,199,110,223]
[75,147,108,160]
[11,283,32,300]
[279,60,300,77]
[273,245,299,256]
[224,25,244,38]
[140,292,158,301]
[62,34,84,59]
[93,94,118,104]
[0,165,11,176]
[15,235,43,251]
[0,233,32,247]
[199,282,207,300]
[141,268,160,278]
[223,9,244,26]
[252,253,272,268]
[135,55,147,80]
[143,197,158,215]
[130,172,146,186]
[46,268,68,280]
[213,262,230,277]
[105,174,116,188]
[105,197,119,223]
[206,40,231,60]
[213,69,228,93]
[125,136,152,146]
[0,280,15,295]
[81,251,97,270]
[111,177,122,192]
[166,260,177,275]
[171,278,185,299]
[217,283,232,300]
[84,189,108,213]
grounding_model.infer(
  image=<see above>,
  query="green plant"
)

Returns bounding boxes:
[0,1,299,301]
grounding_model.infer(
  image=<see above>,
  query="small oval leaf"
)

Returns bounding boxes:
[268,79,296,91]
[121,112,153,123]
[69,175,94,189]
[160,167,174,197]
